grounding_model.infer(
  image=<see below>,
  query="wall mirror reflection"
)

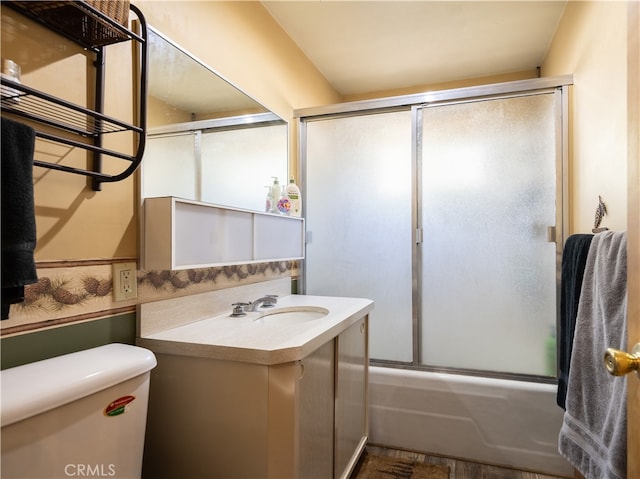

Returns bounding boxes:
[141,26,288,212]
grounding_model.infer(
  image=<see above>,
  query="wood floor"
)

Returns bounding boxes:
[355,445,571,479]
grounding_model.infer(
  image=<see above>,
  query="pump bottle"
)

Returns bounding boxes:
[285,177,302,217]
[270,177,281,214]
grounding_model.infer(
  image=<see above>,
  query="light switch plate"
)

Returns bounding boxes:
[113,262,138,301]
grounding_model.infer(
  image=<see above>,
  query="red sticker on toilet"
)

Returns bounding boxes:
[104,395,136,417]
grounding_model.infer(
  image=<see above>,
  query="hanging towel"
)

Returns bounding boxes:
[557,233,594,410]
[558,231,627,479]
[1,117,37,320]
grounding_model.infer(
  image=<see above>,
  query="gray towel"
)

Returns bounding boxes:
[558,231,627,479]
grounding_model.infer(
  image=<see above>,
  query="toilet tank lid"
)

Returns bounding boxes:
[1,343,157,427]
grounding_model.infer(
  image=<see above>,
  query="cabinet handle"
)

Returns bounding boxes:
[298,361,305,380]
[360,321,365,334]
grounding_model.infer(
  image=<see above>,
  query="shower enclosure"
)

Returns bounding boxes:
[299,76,570,379]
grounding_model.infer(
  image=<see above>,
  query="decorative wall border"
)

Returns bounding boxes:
[1,259,296,337]
[137,261,296,303]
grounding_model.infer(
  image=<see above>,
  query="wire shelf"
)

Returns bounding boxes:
[1,79,140,137]
[6,1,142,50]
[1,1,148,188]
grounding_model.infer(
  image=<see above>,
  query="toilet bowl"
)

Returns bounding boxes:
[1,343,157,479]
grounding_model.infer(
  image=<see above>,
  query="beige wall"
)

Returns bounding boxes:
[1,1,631,336]
[10,0,628,261]
[542,1,628,233]
[134,1,341,117]
[135,0,342,181]
[343,69,539,102]
[0,1,337,334]
[0,1,338,263]
[0,9,139,261]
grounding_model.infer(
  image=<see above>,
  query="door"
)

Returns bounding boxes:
[626,2,639,476]
[334,317,368,479]
[627,190,639,472]
[418,92,560,376]
[298,341,334,479]
[304,110,414,363]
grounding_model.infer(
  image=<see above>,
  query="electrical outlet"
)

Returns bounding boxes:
[113,262,138,301]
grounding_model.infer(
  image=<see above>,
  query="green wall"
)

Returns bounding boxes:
[1,313,136,370]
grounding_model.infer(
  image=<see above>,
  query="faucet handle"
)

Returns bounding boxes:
[231,302,250,317]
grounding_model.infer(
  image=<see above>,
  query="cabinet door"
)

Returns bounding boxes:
[335,317,368,479]
[298,340,335,479]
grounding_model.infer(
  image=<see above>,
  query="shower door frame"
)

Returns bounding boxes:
[296,75,572,381]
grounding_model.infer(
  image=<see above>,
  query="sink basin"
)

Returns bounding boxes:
[255,306,329,325]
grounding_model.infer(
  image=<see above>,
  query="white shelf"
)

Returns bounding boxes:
[143,197,304,270]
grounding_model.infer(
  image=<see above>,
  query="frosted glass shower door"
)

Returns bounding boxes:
[419,93,559,376]
[304,110,413,362]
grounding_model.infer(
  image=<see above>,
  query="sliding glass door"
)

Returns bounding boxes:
[301,83,565,377]
[304,110,414,362]
[419,93,560,376]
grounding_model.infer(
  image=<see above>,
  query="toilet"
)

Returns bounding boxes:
[1,343,157,479]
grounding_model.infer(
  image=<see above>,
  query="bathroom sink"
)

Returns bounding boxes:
[255,306,329,325]
[138,294,375,365]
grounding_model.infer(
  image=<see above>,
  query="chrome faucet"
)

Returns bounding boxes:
[229,295,278,317]
[249,294,278,311]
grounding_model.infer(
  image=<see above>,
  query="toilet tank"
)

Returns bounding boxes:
[1,343,157,479]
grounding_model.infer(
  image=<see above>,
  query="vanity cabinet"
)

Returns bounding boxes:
[143,196,305,270]
[141,315,369,479]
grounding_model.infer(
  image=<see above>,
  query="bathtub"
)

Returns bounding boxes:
[368,366,574,477]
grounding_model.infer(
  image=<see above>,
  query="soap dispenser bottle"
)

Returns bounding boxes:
[270,177,280,214]
[265,186,273,213]
[285,177,302,217]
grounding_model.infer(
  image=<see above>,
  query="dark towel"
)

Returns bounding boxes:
[556,233,593,409]
[1,117,37,319]
[558,231,627,479]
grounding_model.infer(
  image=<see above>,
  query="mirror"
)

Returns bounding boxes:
[141,27,288,212]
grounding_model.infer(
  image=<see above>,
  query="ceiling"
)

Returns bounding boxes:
[261,1,568,97]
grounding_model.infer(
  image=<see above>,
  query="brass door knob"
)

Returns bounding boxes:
[604,344,640,377]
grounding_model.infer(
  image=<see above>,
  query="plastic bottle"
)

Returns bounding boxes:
[1,59,21,103]
[277,188,291,215]
[285,177,302,217]
[270,177,281,214]
[277,177,291,216]
[545,325,557,376]
[265,186,273,213]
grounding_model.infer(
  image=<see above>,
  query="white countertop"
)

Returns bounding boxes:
[137,294,373,365]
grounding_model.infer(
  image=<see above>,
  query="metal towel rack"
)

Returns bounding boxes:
[0,1,148,191]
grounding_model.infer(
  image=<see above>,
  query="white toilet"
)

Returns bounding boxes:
[1,343,157,479]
